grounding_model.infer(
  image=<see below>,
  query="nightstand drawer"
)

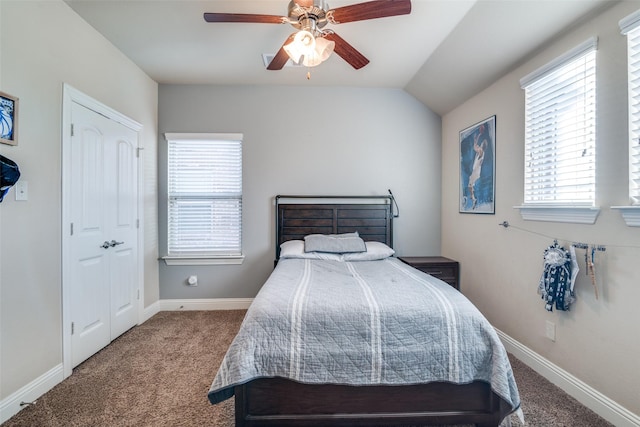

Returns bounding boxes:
[398,256,460,290]
[415,265,457,283]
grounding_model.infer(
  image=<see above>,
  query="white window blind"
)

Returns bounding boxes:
[621,12,640,205]
[166,133,242,257]
[520,38,597,206]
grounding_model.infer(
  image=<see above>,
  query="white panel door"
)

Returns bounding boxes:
[109,134,139,338]
[70,102,138,367]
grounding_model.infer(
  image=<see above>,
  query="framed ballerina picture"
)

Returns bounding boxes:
[0,91,19,146]
[459,115,495,214]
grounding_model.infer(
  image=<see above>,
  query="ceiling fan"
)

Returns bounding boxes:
[204,0,412,71]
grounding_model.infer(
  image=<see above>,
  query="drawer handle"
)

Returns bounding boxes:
[428,271,443,275]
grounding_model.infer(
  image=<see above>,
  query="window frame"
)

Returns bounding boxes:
[162,132,244,265]
[613,10,640,226]
[515,37,600,224]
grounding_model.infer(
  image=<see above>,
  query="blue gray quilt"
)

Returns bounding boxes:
[208,257,520,416]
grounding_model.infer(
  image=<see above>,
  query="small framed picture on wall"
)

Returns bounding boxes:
[0,91,19,146]
[459,115,495,214]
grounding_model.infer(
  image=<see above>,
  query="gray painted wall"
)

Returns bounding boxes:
[442,1,640,416]
[157,84,442,299]
[5,0,638,424]
[0,0,158,404]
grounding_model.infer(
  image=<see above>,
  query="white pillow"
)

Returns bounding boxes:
[279,240,343,261]
[342,241,395,261]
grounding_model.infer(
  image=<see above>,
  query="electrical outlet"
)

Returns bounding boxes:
[546,320,556,341]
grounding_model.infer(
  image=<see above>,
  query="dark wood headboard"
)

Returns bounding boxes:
[275,195,393,259]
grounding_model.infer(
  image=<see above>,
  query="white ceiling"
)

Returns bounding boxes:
[64,0,616,115]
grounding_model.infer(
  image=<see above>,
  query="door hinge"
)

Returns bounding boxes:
[71,322,75,335]
[71,124,74,137]
[136,147,144,158]
[137,289,140,300]
[136,219,139,229]
[70,222,74,236]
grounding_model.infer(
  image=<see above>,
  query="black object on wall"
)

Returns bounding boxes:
[0,154,20,202]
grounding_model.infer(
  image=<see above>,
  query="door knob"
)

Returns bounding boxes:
[109,240,124,247]
[100,241,111,249]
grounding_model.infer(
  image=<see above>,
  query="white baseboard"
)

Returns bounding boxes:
[142,300,161,322]
[0,364,64,424]
[496,329,640,427]
[157,298,253,312]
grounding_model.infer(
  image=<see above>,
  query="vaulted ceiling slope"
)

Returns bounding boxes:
[65,0,616,116]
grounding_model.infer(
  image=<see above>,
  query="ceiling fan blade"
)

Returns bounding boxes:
[203,13,285,24]
[323,32,369,70]
[267,34,296,70]
[329,0,411,24]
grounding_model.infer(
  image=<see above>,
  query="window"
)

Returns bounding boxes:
[621,12,640,205]
[516,37,600,224]
[164,133,243,264]
[615,11,640,226]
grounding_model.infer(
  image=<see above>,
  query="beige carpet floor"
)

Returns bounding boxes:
[2,310,613,427]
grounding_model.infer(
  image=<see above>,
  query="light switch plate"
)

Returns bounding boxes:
[15,181,28,201]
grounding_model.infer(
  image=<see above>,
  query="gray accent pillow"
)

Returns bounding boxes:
[304,233,366,254]
[279,240,343,261]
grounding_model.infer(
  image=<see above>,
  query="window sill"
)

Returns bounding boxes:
[513,205,600,224]
[611,206,640,227]
[162,255,245,266]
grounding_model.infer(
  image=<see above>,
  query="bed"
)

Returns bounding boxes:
[208,196,521,427]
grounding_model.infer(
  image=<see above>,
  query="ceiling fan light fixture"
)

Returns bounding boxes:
[295,29,316,52]
[205,0,412,71]
[283,45,303,64]
[284,29,316,63]
[302,36,335,67]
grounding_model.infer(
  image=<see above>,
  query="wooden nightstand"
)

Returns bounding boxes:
[398,256,460,290]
